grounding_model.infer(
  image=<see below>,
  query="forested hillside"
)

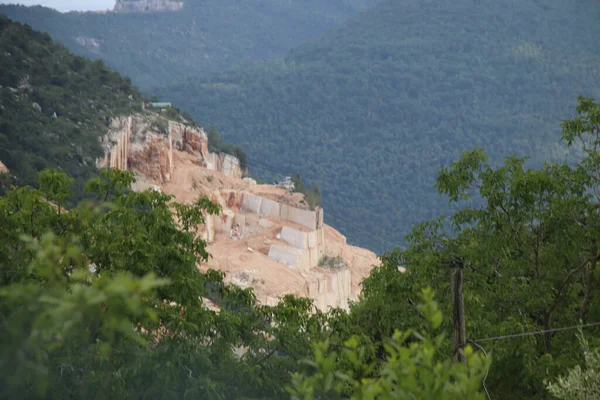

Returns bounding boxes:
[0,16,246,197]
[0,0,375,89]
[157,0,600,252]
[0,15,142,192]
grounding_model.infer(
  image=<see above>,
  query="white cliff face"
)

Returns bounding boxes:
[97,114,242,182]
[0,160,8,174]
[113,0,184,13]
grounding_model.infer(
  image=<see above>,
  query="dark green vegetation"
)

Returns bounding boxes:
[2,97,600,399]
[0,0,375,90]
[0,15,141,194]
[155,0,600,252]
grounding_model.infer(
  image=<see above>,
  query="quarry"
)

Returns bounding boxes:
[98,113,379,311]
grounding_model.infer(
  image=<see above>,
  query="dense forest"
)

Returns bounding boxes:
[0,0,375,90]
[2,97,600,398]
[154,0,600,252]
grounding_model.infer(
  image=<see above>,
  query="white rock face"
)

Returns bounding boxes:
[113,0,184,13]
[97,113,242,182]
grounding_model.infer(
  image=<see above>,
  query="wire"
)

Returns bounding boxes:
[472,321,600,343]
[468,340,491,400]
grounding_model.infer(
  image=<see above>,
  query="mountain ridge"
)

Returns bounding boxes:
[0,0,376,89]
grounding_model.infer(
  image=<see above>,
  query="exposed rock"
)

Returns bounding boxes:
[158,151,378,310]
[32,102,42,112]
[97,113,242,182]
[109,113,380,311]
[113,0,184,13]
[0,160,8,174]
[74,36,104,50]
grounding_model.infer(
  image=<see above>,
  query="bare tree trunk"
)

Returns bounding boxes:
[452,267,467,365]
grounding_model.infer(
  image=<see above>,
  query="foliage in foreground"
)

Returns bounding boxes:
[545,331,600,400]
[0,168,488,399]
[4,96,600,399]
[0,169,316,398]
[289,288,489,400]
[345,97,600,399]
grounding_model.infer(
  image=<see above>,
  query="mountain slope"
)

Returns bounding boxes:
[0,15,144,192]
[156,0,600,252]
[0,0,375,90]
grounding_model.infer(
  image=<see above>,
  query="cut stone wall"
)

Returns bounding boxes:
[240,192,323,230]
[267,244,311,270]
[274,226,323,269]
[306,268,352,310]
[280,204,318,230]
[241,193,263,214]
[259,198,281,218]
[207,153,242,178]
[280,226,308,249]
[98,115,242,182]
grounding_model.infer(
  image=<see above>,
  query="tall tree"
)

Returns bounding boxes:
[348,97,600,399]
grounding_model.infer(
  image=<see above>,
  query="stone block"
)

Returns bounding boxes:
[205,153,217,171]
[268,245,312,270]
[280,226,308,250]
[308,248,320,269]
[317,208,324,228]
[307,230,318,249]
[217,209,235,233]
[279,204,317,230]
[222,154,240,177]
[260,198,281,218]
[241,193,262,214]
[204,213,216,242]
[268,245,300,268]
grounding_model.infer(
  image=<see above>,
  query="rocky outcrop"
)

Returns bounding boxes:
[130,149,380,311]
[74,36,104,50]
[207,153,242,178]
[0,160,8,174]
[113,0,184,13]
[107,115,379,311]
[97,114,242,182]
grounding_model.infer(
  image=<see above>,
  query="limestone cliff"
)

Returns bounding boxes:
[0,160,8,174]
[113,0,184,13]
[97,113,242,182]
[98,113,378,311]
